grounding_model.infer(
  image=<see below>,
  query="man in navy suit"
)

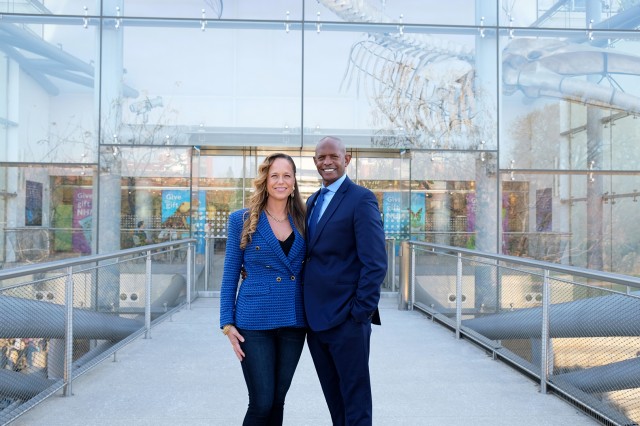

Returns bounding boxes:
[304,136,387,426]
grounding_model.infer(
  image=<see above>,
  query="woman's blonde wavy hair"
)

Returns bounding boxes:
[239,153,306,249]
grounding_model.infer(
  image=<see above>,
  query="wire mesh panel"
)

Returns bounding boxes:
[547,278,640,425]
[412,248,458,321]
[406,241,640,426]
[0,270,71,423]
[0,240,195,425]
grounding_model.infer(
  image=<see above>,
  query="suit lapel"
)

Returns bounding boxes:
[306,190,320,241]
[308,177,351,247]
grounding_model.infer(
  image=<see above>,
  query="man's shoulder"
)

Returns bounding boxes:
[342,178,375,197]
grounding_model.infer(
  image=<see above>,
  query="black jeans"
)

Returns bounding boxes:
[237,327,306,426]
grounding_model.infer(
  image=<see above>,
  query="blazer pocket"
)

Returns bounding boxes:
[239,283,271,296]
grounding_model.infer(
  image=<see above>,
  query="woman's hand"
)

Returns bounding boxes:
[226,326,245,361]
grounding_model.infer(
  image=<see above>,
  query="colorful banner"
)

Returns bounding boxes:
[72,188,93,254]
[409,192,426,233]
[195,190,206,254]
[161,189,191,226]
[161,189,206,253]
[382,192,407,236]
[383,192,426,237]
[25,180,43,226]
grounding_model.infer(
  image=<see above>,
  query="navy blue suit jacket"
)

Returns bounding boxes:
[303,176,387,332]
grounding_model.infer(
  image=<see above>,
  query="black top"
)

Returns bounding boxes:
[279,232,295,256]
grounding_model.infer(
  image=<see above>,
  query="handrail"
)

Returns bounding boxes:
[0,239,198,281]
[408,241,640,289]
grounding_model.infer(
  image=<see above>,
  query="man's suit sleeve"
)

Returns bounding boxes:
[351,190,387,323]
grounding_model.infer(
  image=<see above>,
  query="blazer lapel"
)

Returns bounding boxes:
[257,211,301,275]
[257,212,293,271]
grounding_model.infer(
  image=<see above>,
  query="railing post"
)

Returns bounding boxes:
[540,269,551,393]
[398,241,411,310]
[187,242,193,310]
[410,247,415,309]
[204,237,210,291]
[385,238,396,291]
[63,266,74,397]
[456,253,463,339]
[390,238,396,291]
[144,250,152,339]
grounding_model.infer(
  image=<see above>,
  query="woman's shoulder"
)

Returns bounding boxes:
[228,208,250,222]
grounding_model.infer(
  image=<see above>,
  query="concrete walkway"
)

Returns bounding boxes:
[11,296,600,426]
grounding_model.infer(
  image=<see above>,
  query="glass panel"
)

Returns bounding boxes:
[306,0,493,26]
[508,0,636,30]
[0,0,78,14]
[409,151,497,250]
[500,34,640,171]
[0,165,96,267]
[109,20,302,148]
[501,172,578,265]
[198,152,244,291]
[117,146,191,250]
[0,19,97,163]
[355,153,407,242]
[304,24,498,150]
[123,0,302,20]
[500,171,640,275]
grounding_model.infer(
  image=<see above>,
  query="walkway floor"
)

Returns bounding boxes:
[11,296,600,426]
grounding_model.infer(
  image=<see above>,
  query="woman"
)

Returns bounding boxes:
[219,153,307,426]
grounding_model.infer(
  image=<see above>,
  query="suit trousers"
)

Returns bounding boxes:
[307,318,373,426]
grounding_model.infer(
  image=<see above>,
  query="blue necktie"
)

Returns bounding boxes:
[309,188,329,238]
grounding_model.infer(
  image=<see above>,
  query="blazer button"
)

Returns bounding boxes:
[276,277,282,282]
[290,276,295,281]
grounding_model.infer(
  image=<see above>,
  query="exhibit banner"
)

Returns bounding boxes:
[25,180,43,226]
[72,188,93,254]
[161,189,206,253]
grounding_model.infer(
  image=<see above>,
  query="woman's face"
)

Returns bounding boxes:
[266,157,295,201]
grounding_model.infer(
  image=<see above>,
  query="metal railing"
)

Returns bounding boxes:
[0,239,197,426]
[398,241,640,426]
[201,236,398,293]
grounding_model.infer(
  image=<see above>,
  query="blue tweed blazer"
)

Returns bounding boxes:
[219,209,307,330]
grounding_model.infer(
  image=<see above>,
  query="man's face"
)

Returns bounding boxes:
[313,139,351,186]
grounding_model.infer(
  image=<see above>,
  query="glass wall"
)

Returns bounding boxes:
[2,0,640,277]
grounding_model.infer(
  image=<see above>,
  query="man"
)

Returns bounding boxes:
[304,136,387,426]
